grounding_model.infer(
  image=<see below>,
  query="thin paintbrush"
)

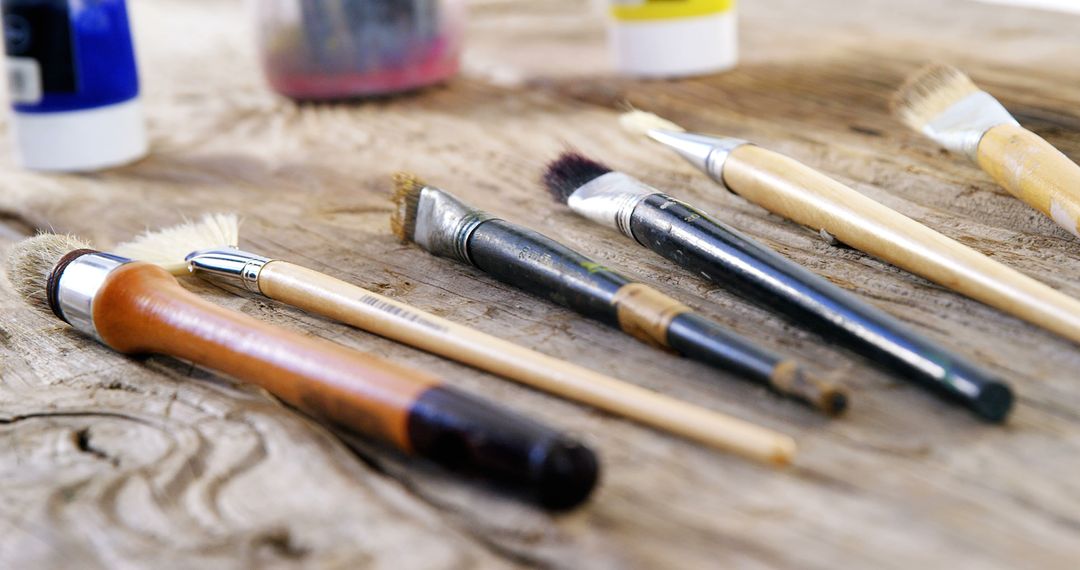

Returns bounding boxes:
[7,234,598,509]
[542,151,1014,423]
[893,63,1080,239]
[113,214,798,465]
[620,110,1080,346]
[391,173,849,419]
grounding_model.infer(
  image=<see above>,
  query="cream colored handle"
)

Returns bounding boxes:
[977,123,1080,238]
[722,144,1080,345]
[255,261,796,466]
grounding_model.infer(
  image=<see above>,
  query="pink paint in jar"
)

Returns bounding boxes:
[254,0,465,100]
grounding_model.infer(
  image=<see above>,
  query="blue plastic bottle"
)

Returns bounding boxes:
[2,0,146,171]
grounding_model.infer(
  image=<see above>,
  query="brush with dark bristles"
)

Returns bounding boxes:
[6,233,602,510]
[110,212,797,465]
[542,151,1014,423]
[393,172,851,420]
[892,63,1080,239]
[543,154,613,203]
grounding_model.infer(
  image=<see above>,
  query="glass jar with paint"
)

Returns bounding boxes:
[254,0,465,100]
[1,0,147,171]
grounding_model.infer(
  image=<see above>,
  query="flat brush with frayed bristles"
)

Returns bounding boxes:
[8,233,600,510]
[543,149,1015,423]
[893,63,1080,239]
[114,210,798,466]
[620,109,1080,347]
[394,173,851,422]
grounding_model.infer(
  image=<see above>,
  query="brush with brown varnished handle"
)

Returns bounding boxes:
[113,214,799,466]
[893,63,1080,239]
[623,110,1080,348]
[7,234,599,509]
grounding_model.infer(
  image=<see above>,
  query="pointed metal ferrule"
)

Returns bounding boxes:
[186,247,271,293]
[646,129,750,191]
[413,186,494,265]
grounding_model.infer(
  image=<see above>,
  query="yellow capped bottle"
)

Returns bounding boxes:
[608,0,737,77]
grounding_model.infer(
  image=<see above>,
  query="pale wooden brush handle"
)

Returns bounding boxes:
[723,144,1080,345]
[92,263,439,451]
[257,261,796,465]
[977,123,1080,238]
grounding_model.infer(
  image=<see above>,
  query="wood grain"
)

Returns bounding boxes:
[1,0,1079,568]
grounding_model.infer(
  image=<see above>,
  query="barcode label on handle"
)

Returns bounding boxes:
[357,293,449,333]
[6,56,42,104]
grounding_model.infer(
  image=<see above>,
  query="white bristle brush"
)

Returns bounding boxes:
[113,214,798,465]
[893,63,1080,238]
[620,109,1080,346]
[118,213,240,275]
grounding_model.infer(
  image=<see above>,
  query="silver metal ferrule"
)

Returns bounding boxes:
[413,186,494,265]
[646,129,750,192]
[186,247,271,293]
[56,252,130,342]
[923,90,1018,161]
[566,172,656,240]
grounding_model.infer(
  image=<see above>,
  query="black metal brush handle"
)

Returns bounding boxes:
[462,219,845,413]
[627,194,1014,422]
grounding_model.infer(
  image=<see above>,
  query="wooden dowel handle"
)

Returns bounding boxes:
[977,123,1080,238]
[258,261,796,465]
[723,144,1080,345]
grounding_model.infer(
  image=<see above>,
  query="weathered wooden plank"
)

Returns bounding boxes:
[1,0,1079,568]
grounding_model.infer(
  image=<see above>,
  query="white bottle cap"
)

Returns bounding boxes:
[609,9,738,78]
[10,98,148,172]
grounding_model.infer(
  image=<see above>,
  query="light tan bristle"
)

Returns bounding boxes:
[113,214,240,275]
[391,172,427,243]
[619,110,687,137]
[891,63,983,131]
[5,233,93,315]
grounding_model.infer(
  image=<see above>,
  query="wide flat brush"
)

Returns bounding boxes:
[392,173,850,422]
[542,151,1015,423]
[620,110,1080,346]
[7,234,598,509]
[114,214,797,465]
[893,63,1080,239]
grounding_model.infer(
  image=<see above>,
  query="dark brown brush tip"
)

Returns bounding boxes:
[769,362,850,417]
[820,386,850,417]
[542,152,613,204]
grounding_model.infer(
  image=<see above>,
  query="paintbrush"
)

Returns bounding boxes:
[113,214,798,465]
[620,110,1080,346]
[391,173,850,420]
[6,234,599,509]
[892,63,1080,239]
[542,151,1015,423]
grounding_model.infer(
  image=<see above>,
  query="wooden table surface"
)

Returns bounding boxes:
[3,0,1080,568]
